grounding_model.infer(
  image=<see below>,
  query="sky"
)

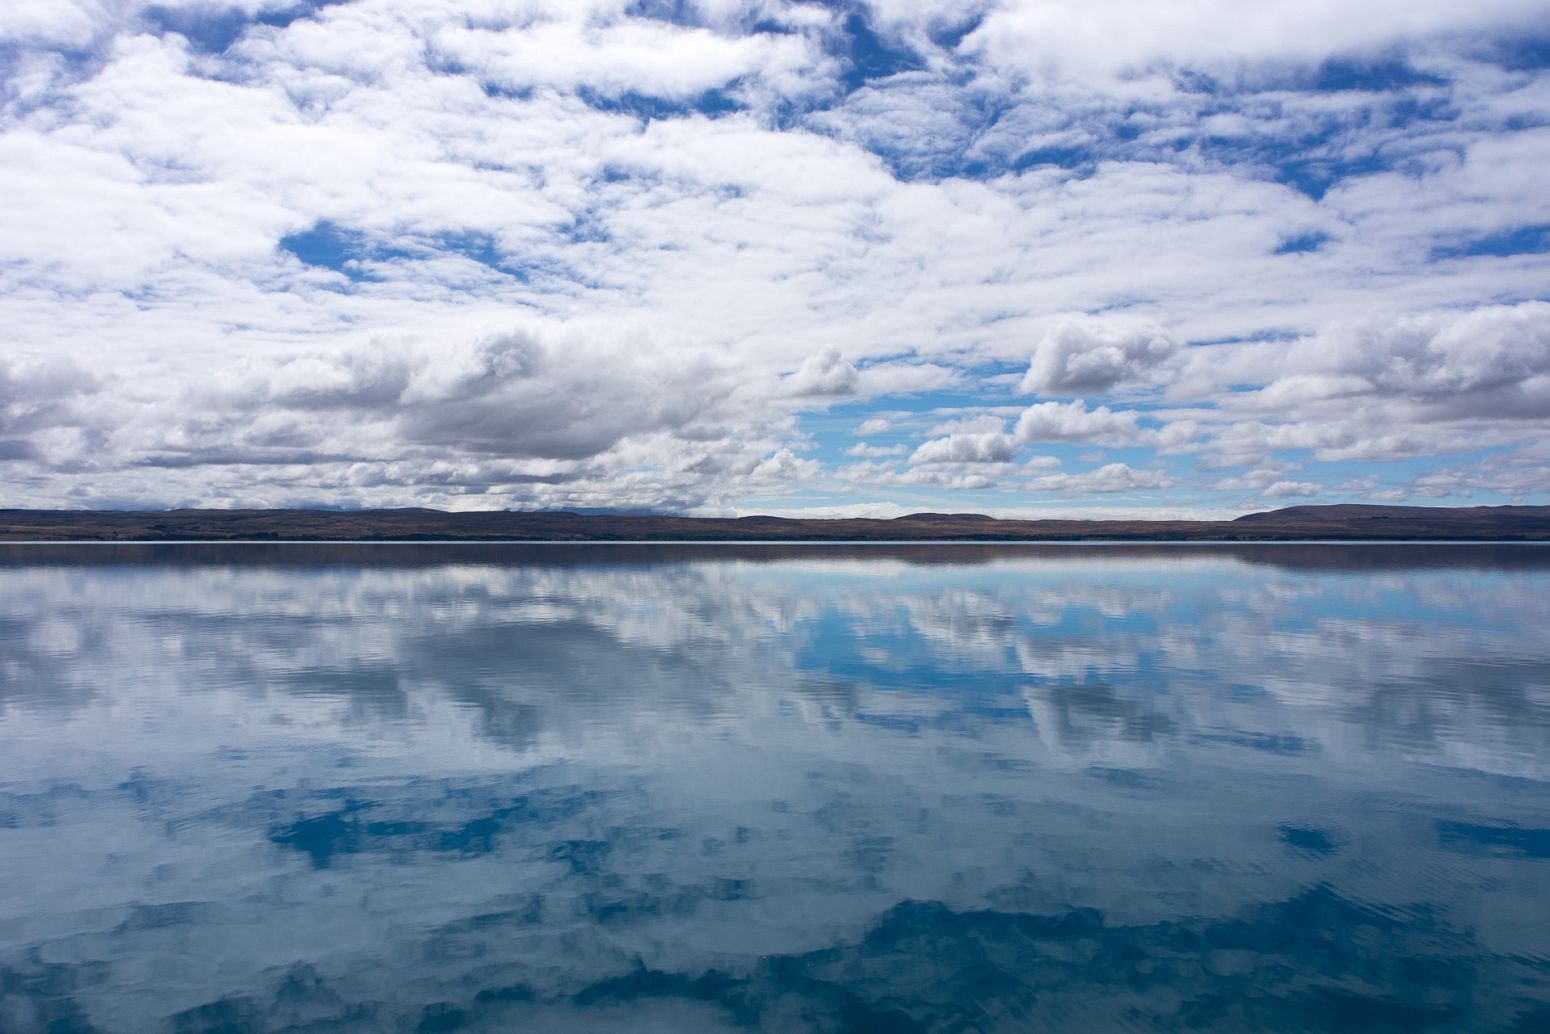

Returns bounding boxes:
[1,0,1549,517]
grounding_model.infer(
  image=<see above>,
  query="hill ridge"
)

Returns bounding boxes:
[0,504,1546,542]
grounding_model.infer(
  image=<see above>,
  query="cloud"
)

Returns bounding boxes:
[1262,480,1322,498]
[1021,321,1177,395]
[1211,466,1295,492]
[846,442,907,457]
[1014,399,1142,443]
[925,413,1009,436]
[964,0,1550,79]
[0,1,1547,511]
[434,16,826,103]
[910,432,1017,465]
[1170,302,1550,473]
[1405,457,1550,500]
[695,500,912,518]
[0,358,98,469]
[0,1,99,48]
[781,350,861,397]
[751,446,821,481]
[1028,462,1174,495]
[1315,303,1550,416]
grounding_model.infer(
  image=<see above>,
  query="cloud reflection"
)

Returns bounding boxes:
[0,545,1547,1031]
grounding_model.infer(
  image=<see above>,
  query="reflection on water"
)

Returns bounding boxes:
[0,544,1547,1032]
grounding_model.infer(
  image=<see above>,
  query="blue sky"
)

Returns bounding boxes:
[1,0,1548,516]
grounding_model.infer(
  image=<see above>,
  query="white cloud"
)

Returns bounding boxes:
[693,500,912,518]
[924,413,1009,436]
[0,1,100,48]
[433,19,820,102]
[1014,399,1142,443]
[846,442,907,457]
[0,0,1547,510]
[1262,480,1322,498]
[1028,462,1174,494]
[964,0,1550,79]
[781,350,860,397]
[910,432,1017,465]
[750,446,820,481]
[1310,303,1550,414]
[1020,320,1177,395]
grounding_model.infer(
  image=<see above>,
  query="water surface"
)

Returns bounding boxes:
[1,544,1547,1032]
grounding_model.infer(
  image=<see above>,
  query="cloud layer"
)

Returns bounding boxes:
[1,0,1549,513]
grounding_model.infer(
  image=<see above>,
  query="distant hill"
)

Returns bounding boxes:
[1235,504,1550,522]
[0,504,1547,541]
[1232,504,1550,537]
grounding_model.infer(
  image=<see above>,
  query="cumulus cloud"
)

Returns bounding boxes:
[1312,303,1550,416]
[1172,301,1550,476]
[910,432,1017,465]
[750,447,820,481]
[1014,399,1142,443]
[781,350,861,397]
[1021,321,1177,395]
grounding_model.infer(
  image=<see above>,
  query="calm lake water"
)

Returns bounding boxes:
[1,543,1547,1033]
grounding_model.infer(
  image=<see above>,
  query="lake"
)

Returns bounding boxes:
[0,543,1547,1032]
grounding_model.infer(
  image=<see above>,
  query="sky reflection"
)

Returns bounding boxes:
[0,544,1547,1032]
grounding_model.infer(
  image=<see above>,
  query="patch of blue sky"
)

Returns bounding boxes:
[478,81,535,102]
[806,435,908,470]
[1194,116,1440,201]
[832,387,1016,425]
[575,86,744,121]
[800,402,911,449]
[1273,231,1332,255]
[1429,224,1550,261]
[623,0,706,28]
[1171,54,1447,96]
[281,222,580,286]
[559,210,612,245]
[830,8,925,92]
[844,88,1018,182]
[279,221,375,282]
[835,55,1466,191]
[598,163,645,185]
[143,1,348,55]
[1475,33,1550,71]
[1011,144,1098,175]
[1082,444,1168,467]
[925,12,988,52]
[1304,56,1449,93]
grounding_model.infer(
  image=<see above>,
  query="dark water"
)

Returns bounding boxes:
[1,544,1548,1033]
